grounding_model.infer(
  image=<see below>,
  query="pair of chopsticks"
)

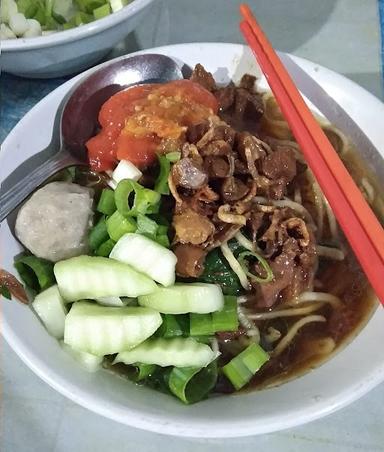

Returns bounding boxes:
[239,4,384,304]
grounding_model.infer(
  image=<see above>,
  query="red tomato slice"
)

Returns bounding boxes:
[98,84,156,128]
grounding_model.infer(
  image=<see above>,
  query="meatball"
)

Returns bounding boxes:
[15,182,94,262]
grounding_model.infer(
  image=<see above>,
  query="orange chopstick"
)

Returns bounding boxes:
[239,3,384,303]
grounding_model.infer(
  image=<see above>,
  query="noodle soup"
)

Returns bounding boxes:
[4,63,382,404]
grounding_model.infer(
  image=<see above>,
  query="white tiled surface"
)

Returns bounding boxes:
[2,0,384,450]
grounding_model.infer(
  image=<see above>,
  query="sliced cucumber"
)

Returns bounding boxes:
[32,285,67,339]
[96,296,130,307]
[64,301,162,355]
[110,233,176,287]
[61,341,103,372]
[114,337,218,368]
[138,283,224,314]
[54,255,156,301]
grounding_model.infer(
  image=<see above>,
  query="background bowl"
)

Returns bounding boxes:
[1,43,384,437]
[1,0,156,78]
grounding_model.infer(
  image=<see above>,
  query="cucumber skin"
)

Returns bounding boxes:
[64,301,162,356]
[138,283,224,314]
[32,284,67,339]
[114,337,218,368]
[54,255,156,301]
[110,233,177,287]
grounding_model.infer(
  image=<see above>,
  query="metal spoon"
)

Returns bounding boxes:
[0,54,183,223]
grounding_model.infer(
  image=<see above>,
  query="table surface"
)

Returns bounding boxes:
[1,1,384,450]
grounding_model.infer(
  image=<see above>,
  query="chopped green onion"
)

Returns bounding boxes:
[106,210,136,242]
[168,360,218,404]
[238,251,274,284]
[157,224,168,235]
[97,189,116,215]
[190,296,238,336]
[189,313,214,336]
[154,155,171,195]
[136,214,159,237]
[135,214,170,247]
[89,217,109,251]
[17,0,39,18]
[155,224,170,247]
[75,0,106,14]
[212,296,238,331]
[222,343,269,390]
[74,11,92,25]
[0,286,11,300]
[95,239,116,257]
[93,2,110,19]
[155,314,189,338]
[33,5,47,25]
[155,233,170,248]
[115,179,160,218]
[165,151,181,162]
[14,255,55,293]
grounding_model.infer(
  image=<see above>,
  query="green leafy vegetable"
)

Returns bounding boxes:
[168,360,218,404]
[121,363,157,382]
[199,246,243,295]
[0,286,12,300]
[14,255,55,293]
[155,314,189,338]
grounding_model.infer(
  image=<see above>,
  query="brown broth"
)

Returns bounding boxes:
[237,140,383,392]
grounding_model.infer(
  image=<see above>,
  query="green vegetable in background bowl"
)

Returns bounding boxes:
[0,0,132,39]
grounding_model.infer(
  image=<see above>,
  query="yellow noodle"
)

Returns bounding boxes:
[272,315,326,357]
[247,303,324,320]
[237,306,260,342]
[234,231,262,253]
[220,242,250,290]
[295,291,342,308]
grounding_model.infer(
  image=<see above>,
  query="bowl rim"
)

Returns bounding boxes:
[1,0,155,52]
[2,42,384,438]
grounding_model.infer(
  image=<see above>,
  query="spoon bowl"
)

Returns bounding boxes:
[0,54,183,222]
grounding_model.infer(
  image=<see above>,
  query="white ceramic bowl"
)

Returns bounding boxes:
[1,0,155,78]
[1,43,384,438]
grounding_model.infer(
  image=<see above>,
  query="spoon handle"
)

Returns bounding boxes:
[0,150,78,223]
